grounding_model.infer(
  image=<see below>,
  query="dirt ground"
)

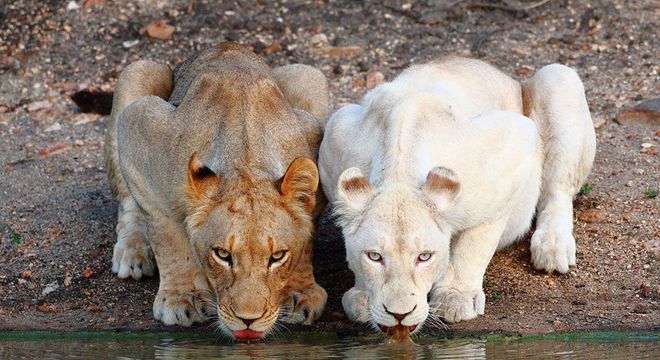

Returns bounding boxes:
[1,0,658,337]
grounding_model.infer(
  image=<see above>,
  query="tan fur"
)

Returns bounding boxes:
[105,42,329,337]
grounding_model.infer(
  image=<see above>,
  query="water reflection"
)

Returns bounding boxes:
[0,334,657,359]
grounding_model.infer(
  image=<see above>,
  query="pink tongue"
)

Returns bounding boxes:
[233,329,263,340]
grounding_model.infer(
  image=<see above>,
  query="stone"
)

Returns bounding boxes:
[577,208,607,223]
[318,46,362,58]
[616,98,660,127]
[366,71,385,89]
[143,20,175,40]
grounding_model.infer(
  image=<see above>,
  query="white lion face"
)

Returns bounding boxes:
[335,167,460,334]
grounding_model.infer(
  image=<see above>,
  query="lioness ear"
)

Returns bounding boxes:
[336,167,374,214]
[187,153,222,202]
[281,157,319,214]
[422,167,460,212]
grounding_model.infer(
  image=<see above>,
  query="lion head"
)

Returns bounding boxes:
[334,166,460,335]
[184,154,320,340]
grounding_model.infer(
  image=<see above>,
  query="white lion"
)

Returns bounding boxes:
[318,57,596,333]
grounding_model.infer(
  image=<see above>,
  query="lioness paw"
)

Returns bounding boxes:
[112,232,155,280]
[341,287,371,324]
[530,227,576,274]
[153,288,208,326]
[430,287,485,323]
[281,284,327,325]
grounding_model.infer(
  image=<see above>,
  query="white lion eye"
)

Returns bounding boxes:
[417,252,433,263]
[366,251,383,262]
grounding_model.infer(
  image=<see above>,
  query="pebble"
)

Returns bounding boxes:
[66,1,80,11]
[45,122,62,132]
[310,33,328,46]
[41,282,59,296]
[122,40,140,48]
[366,71,385,89]
[143,20,176,40]
[319,46,362,58]
[577,208,607,223]
[616,98,659,127]
[26,100,50,112]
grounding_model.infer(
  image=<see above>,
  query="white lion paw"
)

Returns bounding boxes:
[112,232,156,280]
[280,284,327,325]
[430,287,485,323]
[153,288,209,326]
[530,227,576,274]
[342,287,371,323]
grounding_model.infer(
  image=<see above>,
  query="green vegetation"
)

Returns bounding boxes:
[7,225,21,245]
[643,187,658,198]
[579,183,593,195]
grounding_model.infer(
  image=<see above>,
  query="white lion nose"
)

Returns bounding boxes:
[384,304,416,322]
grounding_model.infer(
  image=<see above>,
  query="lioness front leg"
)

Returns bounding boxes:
[106,60,173,280]
[430,218,507,323]
[111,197,155,280]
[523,65,596,273]
[280,252,327,325]
[148,216,211,326]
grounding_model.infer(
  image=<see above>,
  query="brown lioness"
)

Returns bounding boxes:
[105,42,328,340]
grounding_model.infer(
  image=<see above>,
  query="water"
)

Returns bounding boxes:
[0,332,657,359]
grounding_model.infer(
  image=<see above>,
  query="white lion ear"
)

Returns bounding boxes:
[335,167,374,215]
[422,167,460,212]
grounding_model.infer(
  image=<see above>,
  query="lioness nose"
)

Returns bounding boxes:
[384,305,416,322]
[237,316,259,327]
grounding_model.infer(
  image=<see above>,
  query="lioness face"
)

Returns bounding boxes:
[335,167,460,335]
[185,155,318,340]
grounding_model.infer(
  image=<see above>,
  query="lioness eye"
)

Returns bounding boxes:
[269,250,288,267]
[366,251,382,262]
[212,248,232,266]
[417,252,433,263]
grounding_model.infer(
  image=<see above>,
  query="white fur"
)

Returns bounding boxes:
[318,58,595,328]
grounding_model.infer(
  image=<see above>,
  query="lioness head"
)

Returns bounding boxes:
[184,154,319,340]
[334,167,460,334]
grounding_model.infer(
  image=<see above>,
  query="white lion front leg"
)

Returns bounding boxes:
[149,217,210,326]
[523,64,596,273]
[112,196,155,280]
[430,218,507,323]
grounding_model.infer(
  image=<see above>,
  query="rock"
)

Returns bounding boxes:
[45,122,62,132]
[83,0,105,8]
[592,116,606,129]
[37,303,59,313]
[122,39,140,48]
[82,266,94,278]
[310,33,328,46]
[417,11,444,25]
[26,100,50,112]
[639,284,653,298]
[318,46,362,58]
[42,282,59,296]
[143,20,175,40]
[66,1,80,11]
[72,113,101,125]
[263,41,282,55]
[616,98,660,127]
[366,71,385,89]
[17,278,27,285]
[38,141,71,158]
[577,208,607,223]
[64,276,72,287]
